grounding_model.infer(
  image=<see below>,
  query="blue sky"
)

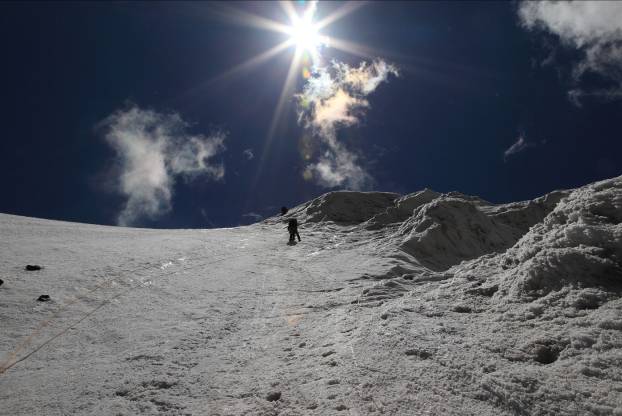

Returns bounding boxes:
[1,1,621,228]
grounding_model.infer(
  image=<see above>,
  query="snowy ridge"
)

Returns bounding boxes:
[1,176,621,415]
[274,185,572,273]
[267,176,622,414]
[273,191,400,224]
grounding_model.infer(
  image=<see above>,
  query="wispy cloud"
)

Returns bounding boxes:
[503,134,538,161]
[518,1,622,105]
[297,59,398,189]
[242,148,255,160]
[100,105,226,226]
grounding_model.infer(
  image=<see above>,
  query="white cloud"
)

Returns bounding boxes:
[100,105,226,226]
[303,140,373,190]
[242,148,254,160]
[297,59,398,190]
[503,134,534,161]
[518,1,622,104]
[568,87,622,106]
[300,60,398,134]
[340,60,399,94]
[313,89,368,131]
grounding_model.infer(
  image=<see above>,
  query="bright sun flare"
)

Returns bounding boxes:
[287,16,322,53]
[215,0,369,157]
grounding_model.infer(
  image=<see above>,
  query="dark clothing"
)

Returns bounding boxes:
[289,230,301,242]
[287,218,301,242]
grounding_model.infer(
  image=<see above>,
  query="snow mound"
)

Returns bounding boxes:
[381,189,567,272]
[453,175,622,303]
[396,196,521,271]
[365,189,441,229]
[482,190,569,233]
[500,176,622,301]
[278,191,399,224]
[297,187,570,273]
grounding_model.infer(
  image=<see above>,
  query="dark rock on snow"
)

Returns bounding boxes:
[266,391,281,402]
[25,265,42,271]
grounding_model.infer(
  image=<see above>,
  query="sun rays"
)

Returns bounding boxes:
[216,1,370,95]
[210,1,372,195]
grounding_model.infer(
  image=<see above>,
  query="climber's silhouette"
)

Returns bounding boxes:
[281,206,288,216]
[287,218,301,243]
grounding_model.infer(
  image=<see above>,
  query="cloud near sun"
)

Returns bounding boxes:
[99,106,226,226]
[296,60,398,190]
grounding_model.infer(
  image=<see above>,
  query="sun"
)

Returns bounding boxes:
[286,14,322,54]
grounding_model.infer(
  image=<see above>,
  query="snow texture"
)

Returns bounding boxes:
[1,176,621,415]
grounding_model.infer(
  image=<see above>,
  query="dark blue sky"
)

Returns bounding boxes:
[1,1,620,228]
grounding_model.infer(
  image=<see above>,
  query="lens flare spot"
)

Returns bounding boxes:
[303,168,314,181]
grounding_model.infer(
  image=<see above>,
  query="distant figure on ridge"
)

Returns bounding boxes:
[281,206,288,216]
[287,218,301,243]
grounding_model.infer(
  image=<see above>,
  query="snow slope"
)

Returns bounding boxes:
[1,175,621,415]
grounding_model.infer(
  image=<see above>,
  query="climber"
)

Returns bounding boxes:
[287,218,301,243]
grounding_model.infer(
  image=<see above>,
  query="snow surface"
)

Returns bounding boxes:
[1,176,621,415]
